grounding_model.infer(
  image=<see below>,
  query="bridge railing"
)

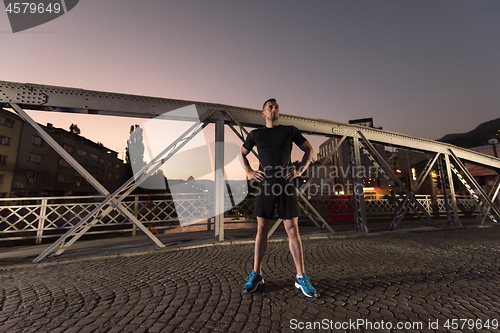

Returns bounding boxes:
[0,193,486,245]
[0,193,206,244]
[301,194,481,220]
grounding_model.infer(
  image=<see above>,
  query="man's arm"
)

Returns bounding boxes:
[285,140,314,180]
[240,146,265,181]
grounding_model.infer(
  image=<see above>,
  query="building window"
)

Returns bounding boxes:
[63,144,75,154]
[0,174,4,184]
[90,153,99,161]
[59,159,71,168]
[0,116,14,128]
[100,158,105,165]
[107,171,113,180]
[115,163,120,169]
[57,174,73,183]
[77,149,87,157]
[0,136,10,146]
[32,136,43,146]
[75,177,83,186]
[115,173,121,180]
[29,153,43,163]
[0,155,7,165]
[88,166,104,176]
[26,171,40,181]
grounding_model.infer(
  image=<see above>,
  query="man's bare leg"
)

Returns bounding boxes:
[284,217,317,297]
[253,217,273,274]
[283,217,304,276]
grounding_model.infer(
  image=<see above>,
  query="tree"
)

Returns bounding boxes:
[69,123,81,135]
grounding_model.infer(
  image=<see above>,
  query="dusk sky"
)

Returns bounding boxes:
[2,1,500,164]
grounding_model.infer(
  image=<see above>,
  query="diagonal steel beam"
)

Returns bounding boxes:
[352,136,369,233]
[227,111,259,160]
[267,218,283,237]
[292,134,349,234]
[30,107,216,261]
[296,201,323,229]
[52,119,212,257]
[448,149,500,222]
[357,131,435,229]
[356,138,433,229]
[297,190,336,234]
[298,135,349,194]
[477,175,500,224]
[448,162,496,224]
[443,153,462,227]
[390,152,441,229]
[11,103,164,257]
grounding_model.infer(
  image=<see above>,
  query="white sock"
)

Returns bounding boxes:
[297,275,303,279]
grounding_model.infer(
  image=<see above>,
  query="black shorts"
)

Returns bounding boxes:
[254,179,299,219]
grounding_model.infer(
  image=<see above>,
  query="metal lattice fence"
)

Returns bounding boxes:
[0,194,195,243]
[0,193,487,244]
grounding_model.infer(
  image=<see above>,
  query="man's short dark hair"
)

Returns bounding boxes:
[262,98,277,110]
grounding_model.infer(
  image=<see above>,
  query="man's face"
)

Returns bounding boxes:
[262,101,279,120]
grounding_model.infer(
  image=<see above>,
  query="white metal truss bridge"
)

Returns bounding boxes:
[1,80,499,262]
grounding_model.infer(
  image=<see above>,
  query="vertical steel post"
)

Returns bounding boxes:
[349,140,360,230]
[36,198,48,245]
[430,168,439,219]
[133,195,139,237]
[478,175,500,224]
[444,153,461,226]
[438,156,452,223]
[214,119,225,241]
[352,137,369,233]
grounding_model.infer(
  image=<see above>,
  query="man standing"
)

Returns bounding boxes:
[240,98,317,297]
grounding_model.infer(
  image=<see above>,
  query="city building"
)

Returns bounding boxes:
[0,108,125,198]
[0,109,23,198]
[466,144,500,193]
[316,118,389,196]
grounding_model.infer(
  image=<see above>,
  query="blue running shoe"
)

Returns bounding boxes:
[295,273,317,298]
[243,270,264,293]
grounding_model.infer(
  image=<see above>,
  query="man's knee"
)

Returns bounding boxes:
[284,221,299,236]
[286,226,299,237]
[256,226,269,236]
[256,218,272,235]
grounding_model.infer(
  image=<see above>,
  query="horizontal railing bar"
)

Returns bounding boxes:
[0,193,207,202]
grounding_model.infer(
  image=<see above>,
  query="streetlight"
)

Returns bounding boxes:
[488,138,498,158]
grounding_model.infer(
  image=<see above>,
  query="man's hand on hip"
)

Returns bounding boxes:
[285,168,301,181]
[248,170,266,181]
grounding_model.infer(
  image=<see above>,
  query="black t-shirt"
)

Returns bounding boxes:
[242,125,307,175]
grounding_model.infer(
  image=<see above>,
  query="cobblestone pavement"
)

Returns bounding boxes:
[1,225,500,332]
